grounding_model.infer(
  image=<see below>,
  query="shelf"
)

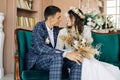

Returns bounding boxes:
[17,8,38,13]
[16,26,34,31]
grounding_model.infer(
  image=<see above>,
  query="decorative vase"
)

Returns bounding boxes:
[0,12,5,79]
[28,0,33,9]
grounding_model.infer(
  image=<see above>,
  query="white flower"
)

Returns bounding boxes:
[94,26,100,29]
[69,6,75,10]
[73,40,79,45]
[81,38,86,44]
[94,49,100,55]
[74,9,78,14]
[69,6,85,19]
[95,18,104,25]
[73,40,79,49]
[45,37,50,44]
[87,18,92,22]
[87,21,94,26]
[92,23,96,27]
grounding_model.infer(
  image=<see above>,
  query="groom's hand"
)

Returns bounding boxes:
[65,51,83,65]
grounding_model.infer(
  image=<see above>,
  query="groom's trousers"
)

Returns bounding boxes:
[34,53,82,80]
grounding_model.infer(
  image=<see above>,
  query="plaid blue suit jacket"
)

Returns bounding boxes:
[25,21,64,69]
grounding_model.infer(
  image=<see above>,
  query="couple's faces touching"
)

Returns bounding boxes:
[48,12,62,27]
[48,12,75,27]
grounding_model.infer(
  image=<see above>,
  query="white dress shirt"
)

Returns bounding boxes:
[45,23,67,57]
[46,24,54,47]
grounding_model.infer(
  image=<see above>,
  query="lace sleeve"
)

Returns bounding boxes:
[83,25,93,44]
[56,28,67,50]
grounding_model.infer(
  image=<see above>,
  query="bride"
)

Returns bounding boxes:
[56,7,120,80]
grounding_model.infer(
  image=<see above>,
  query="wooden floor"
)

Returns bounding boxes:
[0,74,14,80]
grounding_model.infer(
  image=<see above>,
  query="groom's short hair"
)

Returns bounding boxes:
[44,5,61,20]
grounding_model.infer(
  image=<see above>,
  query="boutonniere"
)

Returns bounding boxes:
[45,36,50,44]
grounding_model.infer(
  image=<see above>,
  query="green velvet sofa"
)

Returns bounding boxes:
[14,29,69,80]
[14,28,120,80]
[92,32,120,68]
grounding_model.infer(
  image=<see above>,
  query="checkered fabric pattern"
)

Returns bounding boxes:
[25,21,82,80]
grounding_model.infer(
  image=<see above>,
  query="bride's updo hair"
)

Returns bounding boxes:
[68,8,85,34]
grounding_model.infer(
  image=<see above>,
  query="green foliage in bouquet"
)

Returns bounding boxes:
[84,11,115,30]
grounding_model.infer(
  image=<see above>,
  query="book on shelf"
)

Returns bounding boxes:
[17,0,30,10]
[24,1,30,10]
[24,17,29,27]
[29,17,36,27]
[17,0,21,8]
[17,16,23,26]
[17,16,37,28]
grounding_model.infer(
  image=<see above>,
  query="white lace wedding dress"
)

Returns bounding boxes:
[56,26,120,80]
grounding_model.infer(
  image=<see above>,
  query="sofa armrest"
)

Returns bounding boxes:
[14,52,20,80]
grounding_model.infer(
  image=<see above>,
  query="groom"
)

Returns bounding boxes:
[25,5,83,80]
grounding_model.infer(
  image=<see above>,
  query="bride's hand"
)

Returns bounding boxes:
[65,51,83,65]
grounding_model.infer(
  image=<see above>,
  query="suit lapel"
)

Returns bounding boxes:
[53,27,60,48]
[42,21,49,40]
[53,29,57,48]
[42,22,59,48]
[42,22,54,48]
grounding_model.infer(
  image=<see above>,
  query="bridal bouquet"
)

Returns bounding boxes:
[60,29,101,59]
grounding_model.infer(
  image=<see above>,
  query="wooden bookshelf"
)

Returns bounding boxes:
[3,0,52,74]
[17,7,38,13]
[16,0,40,30]
[15,26,33,31]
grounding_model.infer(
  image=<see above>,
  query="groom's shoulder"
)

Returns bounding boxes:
[33,21,45,31]
[35,21,45,28]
